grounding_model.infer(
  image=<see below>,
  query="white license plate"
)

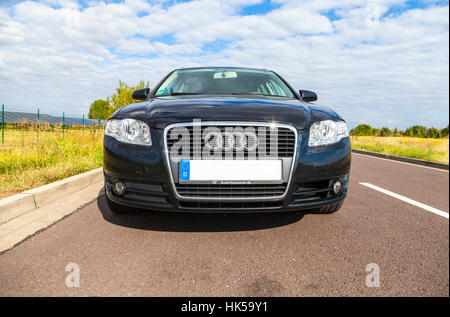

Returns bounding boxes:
[179,160,282,183]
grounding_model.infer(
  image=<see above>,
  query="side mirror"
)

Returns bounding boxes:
[299,90,317,102]
[132,88,151,101]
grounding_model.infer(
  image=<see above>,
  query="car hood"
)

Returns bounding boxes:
[116,96,315,130]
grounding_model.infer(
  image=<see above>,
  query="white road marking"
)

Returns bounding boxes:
[359,182,449,220]
[352,152,449,173]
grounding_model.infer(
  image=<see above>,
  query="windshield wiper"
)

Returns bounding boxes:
[162,92,204,96]
[230,93,290,98]
[159,92,291,98]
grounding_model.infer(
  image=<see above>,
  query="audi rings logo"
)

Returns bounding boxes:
[167,119,282,159]
[205,131,258,151]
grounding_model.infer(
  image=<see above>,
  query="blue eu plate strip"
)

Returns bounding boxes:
[180,160,190,181]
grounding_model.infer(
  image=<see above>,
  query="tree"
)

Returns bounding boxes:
[108,80,150,115]
[405,125,427,137]
[392,128,400,137]
[372,128,381,136]
[441,125,449,138]
[380,127,391,137]
[404,128,413,137]
[88,99,112,120]
[350,124,373,136]
[427,127,441,139]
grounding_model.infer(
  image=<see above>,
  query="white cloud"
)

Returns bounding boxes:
[0,0,448,129]
[267,7,334,34]
[115,37,202,55]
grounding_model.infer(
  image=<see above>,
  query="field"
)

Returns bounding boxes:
[351,136,449,164]
[0,128,103,199]
[0,130,448,199]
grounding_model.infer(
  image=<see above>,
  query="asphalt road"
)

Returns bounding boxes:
[0,153,448,296]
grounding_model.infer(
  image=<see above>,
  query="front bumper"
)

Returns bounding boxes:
[103,129,351,212]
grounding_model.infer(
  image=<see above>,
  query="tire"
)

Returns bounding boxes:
[106,195,134,214]
[313,200,344,214]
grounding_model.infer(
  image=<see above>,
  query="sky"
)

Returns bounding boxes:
[0,0,448,129]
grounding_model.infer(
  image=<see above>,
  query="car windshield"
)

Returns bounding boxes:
[154,68,295,98]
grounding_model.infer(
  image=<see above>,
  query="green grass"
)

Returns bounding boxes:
[0,128,103,198]
[1,129,447,199]
[351,136,449,164]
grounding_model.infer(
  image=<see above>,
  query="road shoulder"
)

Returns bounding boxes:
[0,181,104,254]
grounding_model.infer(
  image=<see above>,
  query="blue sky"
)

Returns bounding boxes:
[0,0,448,129]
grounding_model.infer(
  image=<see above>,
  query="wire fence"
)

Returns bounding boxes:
[1,104,105,146]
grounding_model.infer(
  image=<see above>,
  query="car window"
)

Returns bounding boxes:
[154,68,295,98]
[258,84,268,95]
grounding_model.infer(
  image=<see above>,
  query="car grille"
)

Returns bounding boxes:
[178,200,283,210]
[166,125,295,158]
[176,183,287,198]
[164,122,297,200]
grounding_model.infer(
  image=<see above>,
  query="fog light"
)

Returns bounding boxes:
[113,181,126,196]
[333,181,343,194]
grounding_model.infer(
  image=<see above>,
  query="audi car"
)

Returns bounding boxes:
[103,67,351,214]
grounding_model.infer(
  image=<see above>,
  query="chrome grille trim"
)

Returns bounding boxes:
[166,126,295,158]
[163,122,298,201]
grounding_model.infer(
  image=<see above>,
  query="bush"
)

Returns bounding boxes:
[380,127,391,137]
[372,128,381,136]
[350,124,373,136]
[441,125,449,138]
[427,127,441,139]
[350,124,448,139]
[404,125,428,138]
[392,128,400,136]
[88,99,113,120]
[108,80,150,115]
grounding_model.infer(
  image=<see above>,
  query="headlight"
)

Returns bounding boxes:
[308,120,348,147]
[105,119,152,146]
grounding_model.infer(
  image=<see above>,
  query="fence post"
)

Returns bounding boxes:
[62,111,65,138]
[1,104,4,144]
[37,108,40,140]
[93,117,96,140]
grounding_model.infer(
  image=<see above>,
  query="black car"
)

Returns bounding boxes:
[103,67,351,214]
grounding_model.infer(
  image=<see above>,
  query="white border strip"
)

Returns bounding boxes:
[360,182,449,219]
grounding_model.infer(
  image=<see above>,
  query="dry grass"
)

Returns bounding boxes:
[0,128,103,198]
[1,129,447,199]
[351,136,449,164]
